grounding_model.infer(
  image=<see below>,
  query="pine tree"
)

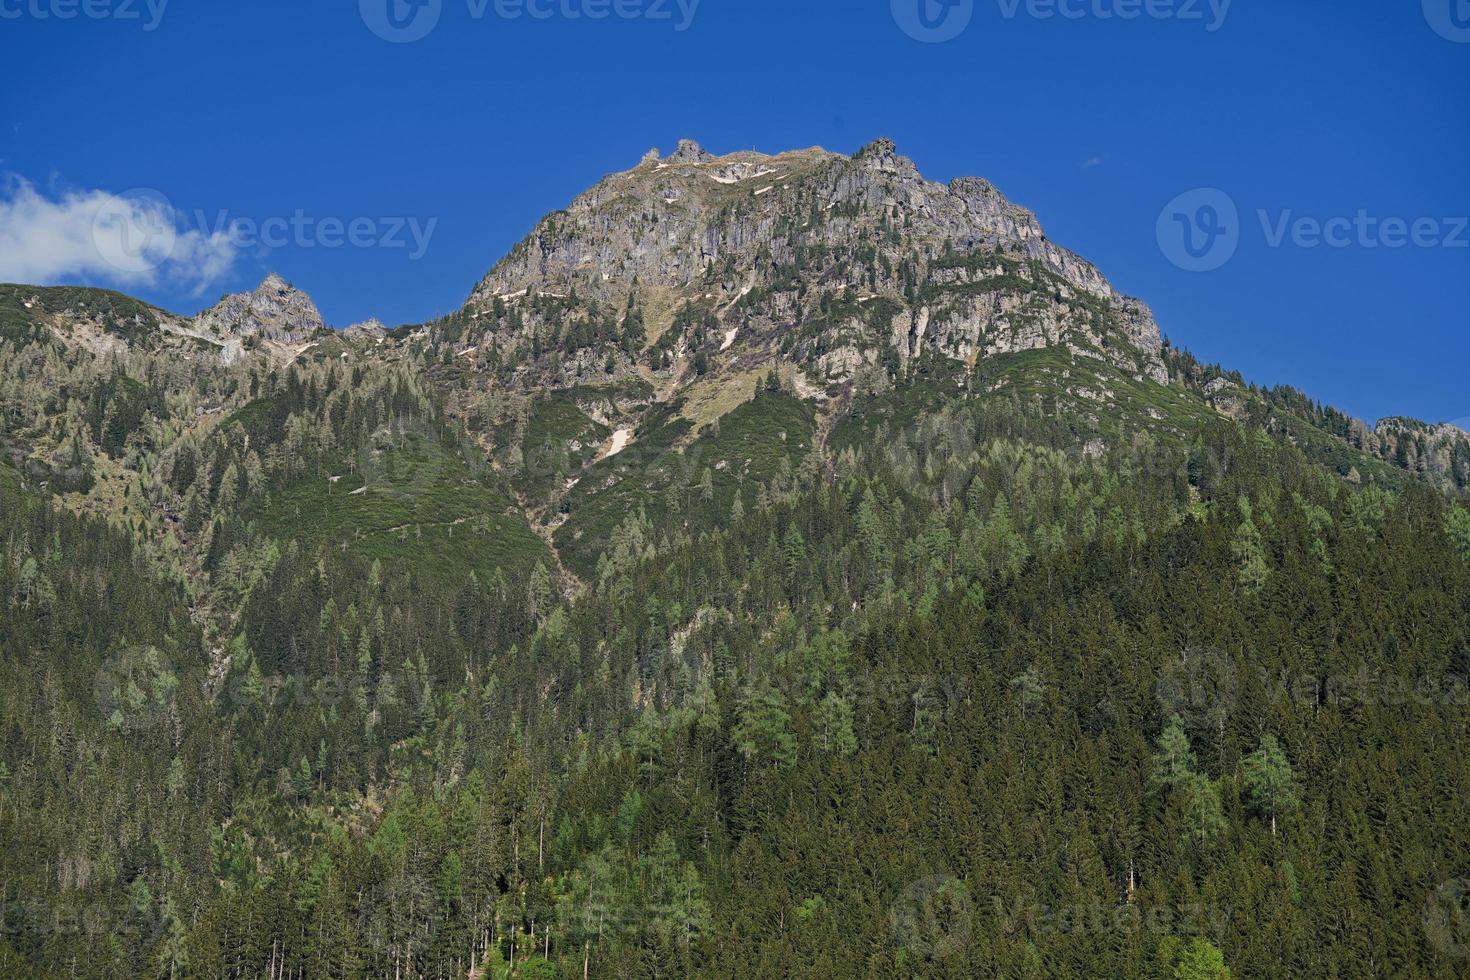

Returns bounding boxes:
[1182,773,1226,844]
[782,525,807,580]
[1242,734,1298,835]
[1232,507,1269,594]
[293,756,314,800]
[1151,716,1198,789]
[732,682,795,769]
[814,692,857,756]
[528,563,554,622]
[699,468,714,505]
[1010,669,1044,715]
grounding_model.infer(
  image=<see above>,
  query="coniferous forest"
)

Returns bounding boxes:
[2,321,1469,978]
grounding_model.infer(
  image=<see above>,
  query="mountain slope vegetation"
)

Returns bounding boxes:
[1,140,1468,978]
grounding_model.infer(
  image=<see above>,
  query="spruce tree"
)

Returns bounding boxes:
[1242,734,1298,835]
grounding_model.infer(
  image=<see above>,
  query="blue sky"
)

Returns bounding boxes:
[1,0,1466,424]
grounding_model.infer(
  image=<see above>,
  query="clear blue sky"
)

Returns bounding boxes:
[1,0,1466,424]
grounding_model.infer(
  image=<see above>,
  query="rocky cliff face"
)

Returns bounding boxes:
[468,138,1167,384]
[1372,417,1470,487]
[195,273,325,344]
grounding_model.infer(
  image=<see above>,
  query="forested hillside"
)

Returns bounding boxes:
[2,140,1469,979]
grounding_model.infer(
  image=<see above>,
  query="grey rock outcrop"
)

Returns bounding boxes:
[469,137,1169,385]
[343,317,388,341]
[195,273,324,344]
[668,138,714,163]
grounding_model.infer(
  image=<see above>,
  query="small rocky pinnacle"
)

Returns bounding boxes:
[855,137,919,178]
[669,138,714,164]
[855,138,899,163]
[640,147,661,165]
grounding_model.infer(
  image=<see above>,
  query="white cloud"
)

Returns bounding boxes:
[0,177,237,294]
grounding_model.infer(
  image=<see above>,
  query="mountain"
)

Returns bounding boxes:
[0,273,331,365]
[5,138,1464,500]
[1,140,1469,979]
[416,138,1468,517]
[192,271,325,349]
[465,137,1166,385]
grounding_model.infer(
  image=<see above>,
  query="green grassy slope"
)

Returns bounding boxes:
[555,392,815,576]
[244,430,548,586]
[0,283,172,346]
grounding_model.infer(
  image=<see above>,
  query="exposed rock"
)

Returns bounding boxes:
[469,137,1169,385]
[343,317,388,341]
[668,138,714,164]
[195,273,325,344]
[1204,376,1248,420]
[853,137,919,179]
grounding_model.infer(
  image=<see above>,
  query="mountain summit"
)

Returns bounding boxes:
[467,138,1167,387]
[196,272,325,344]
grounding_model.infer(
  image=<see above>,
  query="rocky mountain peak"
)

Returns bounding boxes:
[668,138,714,163]
[857,136,898,158]
[195,273,325,344]
[852,135,917,176]
[467,137,1169,386]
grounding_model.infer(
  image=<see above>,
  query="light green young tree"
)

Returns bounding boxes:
[1182,773,1227,844]
[1448,504,1470,562]
[1242,734,1298,835]
[1152,717,1226,844]
[733,682,796,769]
[1173,937,1232,979]
[1150,716,1198,790]
[815,692,858,756]
[1232,515,1269,594]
